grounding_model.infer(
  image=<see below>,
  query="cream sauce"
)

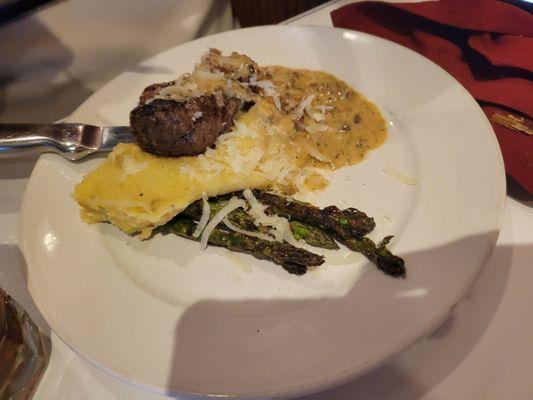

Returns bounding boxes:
[263,66,387,170]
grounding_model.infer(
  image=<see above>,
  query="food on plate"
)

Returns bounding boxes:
[161,216,325,276]
[251,190,376,239]
[160,189,406,277]
[73,141,270,239]
[73,49,404,277]
[130,50,259,156]
[130,94,245,157]
[74,49,386,237]
[181,194,340,250]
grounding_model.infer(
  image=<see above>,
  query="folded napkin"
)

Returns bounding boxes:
[331,0,533,193]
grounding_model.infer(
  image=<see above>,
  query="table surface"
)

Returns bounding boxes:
[1,1,532,399]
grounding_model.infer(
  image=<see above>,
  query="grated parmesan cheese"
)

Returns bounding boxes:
[303,143,329,162]
[193,192,210,238]
[272,94,281,110]
[222,217,274,242]
[294,167,330,193]
[191,111,203,121]
[292,94,315,120]
[317,105,334,112]
[249,75,281,110]
[118,155,148,182]
[242,189,299,246]
[383,167,419,186]
[152,79,201,103]
[200,197,247,249]
[311,112,325,122]
[194,68,225,81]
[311,103,333,122]
[304,123,330,134]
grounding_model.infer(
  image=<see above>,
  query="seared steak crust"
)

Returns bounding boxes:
[138,82,175,105]
[130,95,242,157]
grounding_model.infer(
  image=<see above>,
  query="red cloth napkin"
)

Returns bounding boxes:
[331,0,533,194]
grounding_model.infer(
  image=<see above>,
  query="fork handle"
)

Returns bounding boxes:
[0,123,87,159]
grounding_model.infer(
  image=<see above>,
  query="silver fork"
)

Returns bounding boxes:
[0,124,134,161]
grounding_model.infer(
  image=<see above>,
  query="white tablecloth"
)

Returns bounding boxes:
[1,1,532,399]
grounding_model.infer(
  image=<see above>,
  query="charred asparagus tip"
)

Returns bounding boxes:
[341,235,405,278]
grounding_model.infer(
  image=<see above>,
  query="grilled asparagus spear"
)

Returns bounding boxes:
[161,216,324,275]
[182,197,339,250]
[289,220,339,250]
[251,190,375,238]
[179,192,404,278]
[249,191,404,278]
[339,236,406,278]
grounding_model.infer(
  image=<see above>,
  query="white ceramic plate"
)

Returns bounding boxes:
[20,26,505,399]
